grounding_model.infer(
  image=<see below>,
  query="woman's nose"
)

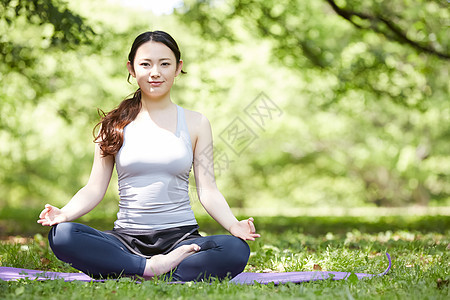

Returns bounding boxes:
[150,65,160,77]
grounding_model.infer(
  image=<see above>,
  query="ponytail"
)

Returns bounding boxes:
[93,89,142,156]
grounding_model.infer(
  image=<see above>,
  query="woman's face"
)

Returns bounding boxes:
[127,41,183,100]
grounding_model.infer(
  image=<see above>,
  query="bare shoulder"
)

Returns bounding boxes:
[182,108,212,149]
[183,108,210,130]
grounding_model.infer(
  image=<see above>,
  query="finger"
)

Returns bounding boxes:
[237,233,253,241]
[232,231,249,241]
[39,208,49,219]
[244,232,260,239]
[37,219,49,226]
[248,219,256,233]
[39,204,54,218]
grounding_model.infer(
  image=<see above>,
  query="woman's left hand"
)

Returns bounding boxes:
[229,217,261,241]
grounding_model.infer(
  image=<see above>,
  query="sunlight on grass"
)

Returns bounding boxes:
[1,215,449,299]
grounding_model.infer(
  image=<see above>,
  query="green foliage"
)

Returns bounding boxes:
[0,0,449,212]
[0,233,73,272]
[176,0,450,207]
[0,0,133,209]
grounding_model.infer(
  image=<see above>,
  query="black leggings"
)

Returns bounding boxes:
[48,222,250,281]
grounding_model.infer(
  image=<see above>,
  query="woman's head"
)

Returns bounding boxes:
[94,31,185,156]
[127,31,185,82]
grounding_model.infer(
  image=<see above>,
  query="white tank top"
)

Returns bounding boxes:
[113,105,197,230]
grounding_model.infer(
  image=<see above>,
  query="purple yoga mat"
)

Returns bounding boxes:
[234,253,391,284]
[0,253,391,284]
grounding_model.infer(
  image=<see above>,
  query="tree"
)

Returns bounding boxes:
[177,0,449,108]
[175,0,450,207]
[0,0,101,207]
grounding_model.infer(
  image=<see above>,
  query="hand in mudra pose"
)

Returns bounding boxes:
[38,204,67,226]
[229,217,260,241]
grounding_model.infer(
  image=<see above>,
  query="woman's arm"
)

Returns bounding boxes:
[37,141,114,226]
[192,114,260,241]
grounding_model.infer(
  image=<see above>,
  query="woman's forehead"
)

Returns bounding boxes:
[135,41,176,60]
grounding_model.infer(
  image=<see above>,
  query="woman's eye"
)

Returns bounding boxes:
[162,62,170,66]
[141,63,150,67]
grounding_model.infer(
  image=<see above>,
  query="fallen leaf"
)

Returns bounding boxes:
[40,258,51,266]
[313,264,322,271]
[262,269,275,273]
[436,278,449,289]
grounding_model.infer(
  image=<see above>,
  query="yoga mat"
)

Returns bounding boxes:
[0,253,391,284]
[231,253,391,285]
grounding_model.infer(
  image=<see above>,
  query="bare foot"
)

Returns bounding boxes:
[143,244,200,278]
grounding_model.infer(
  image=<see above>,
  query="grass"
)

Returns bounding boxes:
[0,208,449,299]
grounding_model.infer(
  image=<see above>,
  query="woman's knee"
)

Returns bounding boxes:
[228,236,250,263]
[223,235,249,250]
[48,222,80,251]
[214,235,250,267]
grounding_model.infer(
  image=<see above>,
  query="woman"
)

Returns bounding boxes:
[37,31,260,281]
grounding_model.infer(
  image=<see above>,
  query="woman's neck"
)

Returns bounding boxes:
[140,94,173,111]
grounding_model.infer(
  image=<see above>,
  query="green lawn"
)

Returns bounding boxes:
[0,209,449,299]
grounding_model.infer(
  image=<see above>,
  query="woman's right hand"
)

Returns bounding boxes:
[37,204,68,226]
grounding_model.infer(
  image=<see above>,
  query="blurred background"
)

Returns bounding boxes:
[0,0,449,223]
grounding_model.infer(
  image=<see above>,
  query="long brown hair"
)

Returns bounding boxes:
[93,31,185,156]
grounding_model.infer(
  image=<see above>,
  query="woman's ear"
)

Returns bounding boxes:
[127,61,136,78]
[175,60,184,76]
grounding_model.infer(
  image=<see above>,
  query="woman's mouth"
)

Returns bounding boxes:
[149,81,163,87]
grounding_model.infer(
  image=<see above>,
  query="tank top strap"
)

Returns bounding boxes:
[175,105,193,153]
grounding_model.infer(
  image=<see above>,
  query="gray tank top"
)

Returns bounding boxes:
[113,105,197,230]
